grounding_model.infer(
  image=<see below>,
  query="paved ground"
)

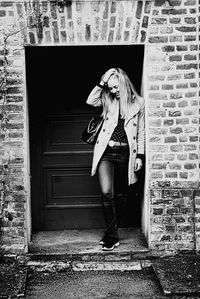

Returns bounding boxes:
[25,268,166,299]
[25,267,200,299]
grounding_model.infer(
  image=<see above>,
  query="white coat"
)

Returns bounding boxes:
[86,86,145,185]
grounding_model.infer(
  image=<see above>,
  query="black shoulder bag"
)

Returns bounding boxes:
[80,114,104,145]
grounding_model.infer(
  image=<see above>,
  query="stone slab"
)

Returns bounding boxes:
[152,255,200,295]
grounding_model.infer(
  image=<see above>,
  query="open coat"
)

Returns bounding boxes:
[86,86,145,185]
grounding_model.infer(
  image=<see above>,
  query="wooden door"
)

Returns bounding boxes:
[26,46,144,231]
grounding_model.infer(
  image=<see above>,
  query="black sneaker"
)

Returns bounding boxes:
[102,238,120,251]
[99,235,108,245]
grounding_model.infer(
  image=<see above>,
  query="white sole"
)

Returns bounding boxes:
[102,242,120,251]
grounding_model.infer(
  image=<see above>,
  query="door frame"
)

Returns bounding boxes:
[25,44,150,248]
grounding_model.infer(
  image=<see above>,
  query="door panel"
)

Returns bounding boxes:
[41,112,103,230]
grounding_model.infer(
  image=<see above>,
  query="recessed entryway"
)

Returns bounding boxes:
[25,45,145,234]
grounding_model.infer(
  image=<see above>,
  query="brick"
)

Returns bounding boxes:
[166,207,179,215]
[184,54,197,61]
[149,93,168,100]
[170,92,182,99]
[190,45,198,51]
[153,208,163,215]
[110,16,116,28]
[149,136,161,143]
[149,119,162,127]
[184,163,197,170]
[169,17,181,24]
[176,45,187,51]
[160,27,173,34]
[175,26,196,32]
[149,36,168,43]
[149,84,159,91]
[136,1,143,19]
[164,154,175,161]
[184,17,196,24]
[184,0,196,5]
[189,136,198,142]
[170,144,183,152]
[184,73,195,79]
[185,91,196,97]
[0,10,6,17]
[151,172,163,179]
[184,144,197,151]
[124,31,130,42]
[178,225,193,233]
[179,135,188,142]
[176,83,188,89]
[149,110,166,117]
[152,163,167,170]
[169,55,182,62]
[184,35,196,42]
[190,82,197,88]
[110,2,116,13]
[162,45,175,52]
[162,84,173,90]
[167,74,181,81]
[160,235,172,242]
[149,128,168,135]
[162,9,186,15]
[178,100,188,108]
[50,2,57,19]
[179,172,188,179]
[142,16,149,28]
[170,127,183,134]
[85,24,91,41]
[66,1,72,19]
[191,100,198,106]
[164,119,174,126]
[189,153,198,160]
[169,163,181,170]
[177,63,198,70]
[52,21,59,43]
[101,20,108,40]
[165,172,178,178]
[165,136,177,143]
[144,1,151,13]
[148,75,165,81]
[60,31,67,43]
[29,32,36,44]
[170,36,182,42]
[169,111,181,117]
[184,109,197,116]
[163,102,176,108]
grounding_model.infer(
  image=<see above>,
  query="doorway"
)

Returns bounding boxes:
[25,45,144,232]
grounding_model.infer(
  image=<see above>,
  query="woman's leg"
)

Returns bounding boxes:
[98,150,119,239]
[114,147,129,228]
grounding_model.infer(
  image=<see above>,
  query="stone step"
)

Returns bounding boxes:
[27,260,152,273]
[27,248,154,263]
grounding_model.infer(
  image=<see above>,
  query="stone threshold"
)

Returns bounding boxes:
[28,228,150,260]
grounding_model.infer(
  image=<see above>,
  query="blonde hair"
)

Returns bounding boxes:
[101,68,139,119]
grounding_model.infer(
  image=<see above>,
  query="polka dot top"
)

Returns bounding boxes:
[110,114,128,143]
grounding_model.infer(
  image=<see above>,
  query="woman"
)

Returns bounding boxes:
[86,68,145,251]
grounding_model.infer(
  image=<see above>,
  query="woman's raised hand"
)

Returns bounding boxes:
[102,68,116,83]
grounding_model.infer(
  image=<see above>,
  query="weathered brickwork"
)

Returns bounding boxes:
[0,0,199,254]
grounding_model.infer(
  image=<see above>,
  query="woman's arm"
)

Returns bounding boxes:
[86,69,116,107]
[86,85,104,107]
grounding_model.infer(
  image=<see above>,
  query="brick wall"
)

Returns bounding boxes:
[0,0,199,254]
[145,0,199,253]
